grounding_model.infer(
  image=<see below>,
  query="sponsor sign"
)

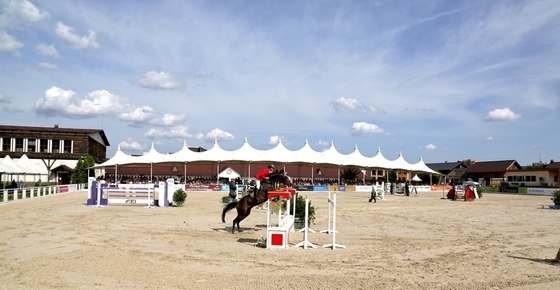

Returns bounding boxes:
[294,185,313,191]
[58,185,69,193]
[312,185,328,191]
[499,186,519,193]
[413,185,432,192]
[527,188,557,196]
[338,185,346,191]
[355,186,371,192]
[184,184,221,191]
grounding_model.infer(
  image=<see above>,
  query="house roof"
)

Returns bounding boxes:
[465,160,521,174]
[51,164,74,172]
[426,161,465,172]
[0,125,110,146]
[545,161,560,170]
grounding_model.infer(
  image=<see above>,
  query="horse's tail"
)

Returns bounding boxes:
[221,201,238,223]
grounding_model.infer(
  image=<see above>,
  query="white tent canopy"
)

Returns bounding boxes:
[94,139,441,175]
[1,155,26,174]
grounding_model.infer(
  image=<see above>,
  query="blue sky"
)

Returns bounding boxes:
[1,0,559,166]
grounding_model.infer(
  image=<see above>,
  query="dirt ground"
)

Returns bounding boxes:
[1,190,559,290]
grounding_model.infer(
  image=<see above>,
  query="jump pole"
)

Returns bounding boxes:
[322,192,346,250]
[144,186,152,209]
[294,195,317,249]
[94,181,104,208]
[320,191,335,234]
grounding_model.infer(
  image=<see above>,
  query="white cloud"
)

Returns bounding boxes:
[331,97,361,113]
[34,86,131,118]
[144,125,195,139]
[119,138,146,151]
[119,106,155,124]
[350,122,385,136]
[317,140,330,147]
[331,97,386,114]
[135,71,183,90]
[484,108,520,121]
[37,61,58,70]
[119,108,186,127]
[0,30,23,56]
[0,93,11,103]
[268,135,288,145]
[0,0,49,28]
[55,21,99,51]
[205,128,234,141]
[486,136,494,141]
[150,113,186,126]
[35,44,60,58]
[425,144,436,150]
[365,104,387,114]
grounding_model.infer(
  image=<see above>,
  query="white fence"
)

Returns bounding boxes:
[0,183,86,204]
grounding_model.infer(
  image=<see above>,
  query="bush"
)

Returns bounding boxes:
[173,188,187,205]
[283,194,316,227]
[476,186,483,198]
[551,190,560,208]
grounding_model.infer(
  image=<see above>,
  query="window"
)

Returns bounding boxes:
[52,139,60,153]
[15,138,23,152]
[39,139,48,152]
[27,139,36,152]
[2,137,10,151]
[63,140,72,153]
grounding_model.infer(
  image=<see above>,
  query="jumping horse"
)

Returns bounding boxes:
[221,170,292,233]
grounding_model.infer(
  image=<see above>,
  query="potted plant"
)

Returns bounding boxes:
[551,190,560,209]
[173,188,187,207]
[284,194,316,229]
[476,186,483,198]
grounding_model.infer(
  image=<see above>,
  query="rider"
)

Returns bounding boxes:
[253,164,275,198]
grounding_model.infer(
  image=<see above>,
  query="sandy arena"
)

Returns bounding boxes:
[1,190,559,290]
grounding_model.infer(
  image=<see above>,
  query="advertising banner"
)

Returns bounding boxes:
[312,185,328,191]
[527,188,557,196]
[185,184,221,191]
[294,185,313,191]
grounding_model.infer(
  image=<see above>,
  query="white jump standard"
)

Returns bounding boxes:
[321,192,346,250]
[294,195,317,249]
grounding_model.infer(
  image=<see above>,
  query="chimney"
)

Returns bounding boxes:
[54,124,59,128]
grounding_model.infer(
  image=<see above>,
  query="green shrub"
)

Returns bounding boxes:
[551,190,560,207]
[283,194,316,228]
[173,188,187,205]
[476,187,483,198]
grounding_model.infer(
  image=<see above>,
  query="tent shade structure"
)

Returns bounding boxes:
[411,174,422,182]
[93,139,441,175]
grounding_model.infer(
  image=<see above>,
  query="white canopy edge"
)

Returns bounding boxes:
[93,139,442,174]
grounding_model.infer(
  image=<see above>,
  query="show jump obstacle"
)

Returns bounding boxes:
[86,177,176,207]
[321,192,346,250]
[265,187,297,250]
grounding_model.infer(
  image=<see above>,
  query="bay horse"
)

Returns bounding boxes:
[221,170,292,233]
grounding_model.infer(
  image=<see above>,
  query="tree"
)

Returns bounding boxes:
[340,166,361,184]
[71,156,95,184]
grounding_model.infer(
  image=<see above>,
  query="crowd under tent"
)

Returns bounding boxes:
[94,139,441,184]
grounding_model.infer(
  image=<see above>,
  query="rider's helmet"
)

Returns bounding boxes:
[268,164,275,169]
